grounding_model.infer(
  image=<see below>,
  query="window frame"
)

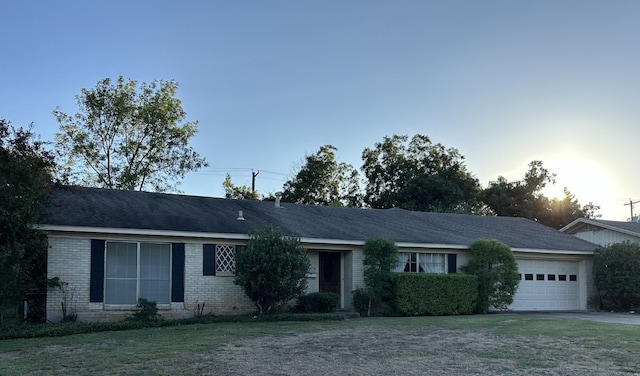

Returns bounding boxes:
[396,252,447,274]
[104,241,173,307]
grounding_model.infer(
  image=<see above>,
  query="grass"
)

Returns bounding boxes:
[2,314,640,375]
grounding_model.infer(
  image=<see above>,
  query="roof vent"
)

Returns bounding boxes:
[237,210,245,221]
[275,192,282,208]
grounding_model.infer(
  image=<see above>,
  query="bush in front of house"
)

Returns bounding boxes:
[393,273,478,316]
[294,292,340,313]
[593,241,640,311]
[362,237,398,316]
[234,225,311,314]
[460,239,520,314]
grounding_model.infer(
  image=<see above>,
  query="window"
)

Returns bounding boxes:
[536,274,545,281]
[548,274,556,281]
[396,252,445,273]
[216,244,236,273]
[569,274,577,281]
[524,274,533,280]
[105,242,171,305]
[558,274,567,281]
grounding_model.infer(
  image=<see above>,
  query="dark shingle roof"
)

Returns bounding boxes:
[41,186,596,252]
[562,218,640,237]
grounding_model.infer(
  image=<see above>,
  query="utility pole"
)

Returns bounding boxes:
[624,198,640,221]
[251,170,260,193]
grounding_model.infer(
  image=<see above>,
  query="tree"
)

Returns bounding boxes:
[361,134,481,213]
[362,237,398,316]
[460,239,519,313]
[222,173,259,200]
[482,161,600,228]
[0,119,55,326]
[54,76,208,192]
[234,226,310,314]
[281,145,361,206]
[593,241,640,311]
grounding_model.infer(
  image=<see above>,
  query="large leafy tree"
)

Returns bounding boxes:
[281,145,361,206]
[361,134,481,213]
[460,239,520,313]
[54,76,208,192]
[482,161,600,228]
[0,119,55,326]
[234,226,310,314]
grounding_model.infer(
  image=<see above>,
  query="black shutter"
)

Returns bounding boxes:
[203,244,216,276]
[171,243,185,302]
[447,254,457,274]
[90,239,105,302]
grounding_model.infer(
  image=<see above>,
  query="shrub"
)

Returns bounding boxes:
[234,226,311,314]
[593,241,640,311]
[460,239,519,313]
[294,292,340,313]
[362,237,398,316]
[127,298,161,322]
[352,288,371,316]
[394,274,478,316]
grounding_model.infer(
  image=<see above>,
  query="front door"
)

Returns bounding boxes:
[319,252,341,296]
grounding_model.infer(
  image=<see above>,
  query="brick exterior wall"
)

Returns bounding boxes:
[46,235,352,322]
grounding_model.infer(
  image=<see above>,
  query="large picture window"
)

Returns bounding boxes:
[396,252,446,273]
[105,242,171,305]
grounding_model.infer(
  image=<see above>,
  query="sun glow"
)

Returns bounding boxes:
[540,153,613,207]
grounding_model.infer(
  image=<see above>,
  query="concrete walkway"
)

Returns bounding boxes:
[537,311,640,326]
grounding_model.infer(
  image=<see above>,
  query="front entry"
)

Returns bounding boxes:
[319,252,341,295]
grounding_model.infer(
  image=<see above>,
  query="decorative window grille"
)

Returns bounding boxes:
[216,245,236,272]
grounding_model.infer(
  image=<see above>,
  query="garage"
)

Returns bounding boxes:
[509,259,580,311]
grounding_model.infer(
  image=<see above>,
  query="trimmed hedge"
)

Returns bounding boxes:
[394,273,478,316]
[294,292,340,313]
[0,313,344,340]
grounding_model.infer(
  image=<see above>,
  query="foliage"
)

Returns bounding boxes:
[234,226,311,314]
[281,145,361,207]
[593,241,640,311]
[393,274,478,316]
[362,237,398,316]
[0,119,55,327]
[0,312,344,340]
[293,292,340,313]
[361,134,482,213]
[352,288,371,316]
[222,173,260,200]
[53,76,208,192]
[126,298,161,322]
[482,161,600,229]
[460,239,520,313]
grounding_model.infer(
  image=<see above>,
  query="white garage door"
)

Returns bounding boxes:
[509,259,580,311]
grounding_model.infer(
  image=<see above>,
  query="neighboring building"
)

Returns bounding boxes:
[561,218,640,246]
[39,186,598,322]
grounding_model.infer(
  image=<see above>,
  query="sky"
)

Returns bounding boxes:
[1,1,639,221]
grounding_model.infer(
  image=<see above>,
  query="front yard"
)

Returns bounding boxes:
[1,314,639,375]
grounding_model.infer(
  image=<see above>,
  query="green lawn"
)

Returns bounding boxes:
[1,314,639,375]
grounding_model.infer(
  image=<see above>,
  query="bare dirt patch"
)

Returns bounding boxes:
[190,325,639,376]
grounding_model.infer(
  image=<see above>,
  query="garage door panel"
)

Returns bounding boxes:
[510,259,580,311]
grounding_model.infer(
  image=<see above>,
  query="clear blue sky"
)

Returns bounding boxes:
[2,1,639,220]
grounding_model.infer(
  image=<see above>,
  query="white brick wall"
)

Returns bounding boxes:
[47,235,367,322]
[47,236,91,322]
[183,242,254,315]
